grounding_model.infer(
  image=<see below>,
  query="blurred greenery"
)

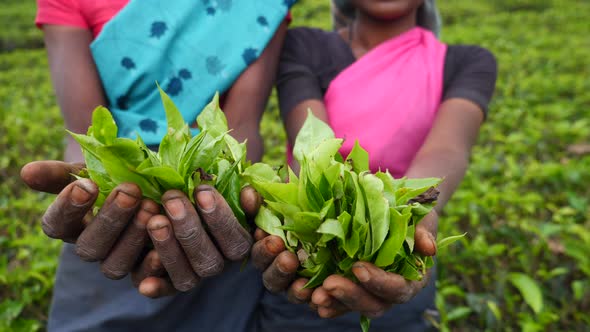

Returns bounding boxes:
[1,0,589,331]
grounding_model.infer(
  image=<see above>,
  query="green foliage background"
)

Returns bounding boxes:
[1,0,589,331]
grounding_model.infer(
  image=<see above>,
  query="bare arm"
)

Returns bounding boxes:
[43,25,106,162]
[222,21,288,163]
[404,98,484,213]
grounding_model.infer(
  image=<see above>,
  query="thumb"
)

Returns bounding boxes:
[414,210,438,256]
[240,185,262,219]
[21,160,86,194]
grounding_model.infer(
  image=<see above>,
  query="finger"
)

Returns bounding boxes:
[240,185,262,219]
[414,212,438,256]
[162,190,224,277]
[251,235,285,271]
[351,262,428,304]
[101,200,160,279]
[323,274,388,318]
[21,160,85,194]
[75,183,141,261]
[287,278,313,304]
[311,287,350,318]
[138,276,177,298]
[41,178,98,242]
[194,185,253,261]
[317,302,349,319]
[254,228,270,242]
[148,215,200,292]
[131,250,166,287]
[262,251,298,293]
[311,286,334,307]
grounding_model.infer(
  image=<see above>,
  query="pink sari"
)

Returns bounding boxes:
[325,27,447,177]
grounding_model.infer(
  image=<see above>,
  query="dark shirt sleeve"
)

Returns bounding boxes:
[442,45,498,116]
[276,28,324,119]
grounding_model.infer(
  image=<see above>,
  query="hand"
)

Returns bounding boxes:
[130,185,263,298]
[308,210,439,318]
[252,209,438,318]
[21,161,258,297]
[21,160,157,280]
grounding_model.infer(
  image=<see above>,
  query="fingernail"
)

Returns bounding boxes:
[164,198,186,219]
[149,224,170,241]
[71,183,92,205]
[428,233,437,254]
[276,260,288,274]
[266,238,281,254]
[116,190,138,209]
[332,289,344,298]
[353,263,370,283]
[196,190,215,212]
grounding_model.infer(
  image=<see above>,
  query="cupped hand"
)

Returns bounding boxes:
[131,185,263,297]
[251,209,439,318]
[21,160,156,280]
[21,161,259,298]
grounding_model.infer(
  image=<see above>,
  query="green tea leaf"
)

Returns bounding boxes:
[309,138,343,171]
[359,173,389,255]
[437,233,467,250]
[88,106,117,144]
[138,166,184,190]
[303,261,335,288]
[243,163,281,184]
[158,86,189,136]
[158,129,189,171]
[360,315,371,332]
[346,140,369,173]
[293,110,335,163]
[374,208,410,267]
[508,273,544,314]
[255,206,286,244]
[316,218,345,241]
[197,92,228,136]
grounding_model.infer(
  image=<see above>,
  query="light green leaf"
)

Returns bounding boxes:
[255,206,286,244]
[242,163,281,184]
[508,273,544,314]
[293,109,335,163]
[346,140,369,173]
[316,218,345,241]
[139,166,185,190]
[309,138,343,171]
[197,92,228,136]
[437,233,467,250]
[89,106,117,144]
[158,85,189,136]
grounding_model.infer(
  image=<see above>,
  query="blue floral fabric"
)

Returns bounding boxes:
[91,0,293,145]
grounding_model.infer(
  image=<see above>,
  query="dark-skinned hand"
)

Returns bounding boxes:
[251,209,439,319]
[21,160,260,297]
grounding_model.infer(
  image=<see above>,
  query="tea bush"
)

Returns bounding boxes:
[1,0,588,331]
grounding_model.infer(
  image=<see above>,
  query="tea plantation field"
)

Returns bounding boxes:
[1,1,589,331]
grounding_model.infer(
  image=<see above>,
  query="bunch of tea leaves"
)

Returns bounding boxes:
[243,111,464,332]
[69,88,249,228]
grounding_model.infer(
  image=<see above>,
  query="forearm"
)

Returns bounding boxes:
[223,21,288,163]
[404,147,470,214]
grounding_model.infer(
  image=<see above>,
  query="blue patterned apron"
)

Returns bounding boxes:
[90,0,293,145]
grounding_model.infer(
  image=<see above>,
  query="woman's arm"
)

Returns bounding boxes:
[43,25,107,163]
[405,97,484,212]
[222,21,288,163]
